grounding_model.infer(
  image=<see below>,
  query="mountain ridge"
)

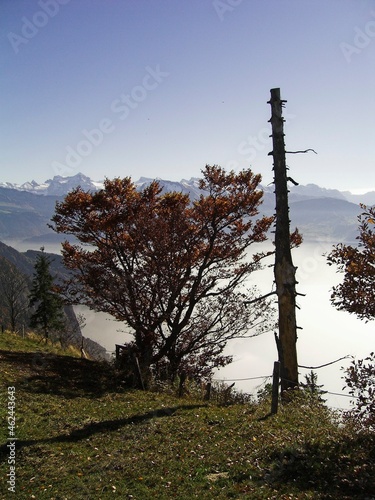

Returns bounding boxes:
[1,172,375,205]
[0,173,373,245]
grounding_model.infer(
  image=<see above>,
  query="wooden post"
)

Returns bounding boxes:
[134,354,145,391]
[115,344,119,359]
[268,88,299,395]
[204,382,212,401]
[178,372,187,398]
[271,361,280,414]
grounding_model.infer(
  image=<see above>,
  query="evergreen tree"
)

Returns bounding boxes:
[29,248,64,341]
[301,371,327,403]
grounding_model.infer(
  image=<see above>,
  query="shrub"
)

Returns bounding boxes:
[344,352,375,431]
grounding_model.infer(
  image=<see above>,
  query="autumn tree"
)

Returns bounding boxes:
[51,166,274,384]
[29,249,65,341]
[328,205,375,429]
[327,204,375,320]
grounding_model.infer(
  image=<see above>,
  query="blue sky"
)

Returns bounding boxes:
[1,0,374,191]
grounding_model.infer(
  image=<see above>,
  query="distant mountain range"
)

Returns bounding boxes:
[1,172,374,205]
[0,172,374,245]
[0,173,103,197]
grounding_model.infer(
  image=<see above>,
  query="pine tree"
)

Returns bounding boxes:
[301,371,327,403]
[29,248,64,342]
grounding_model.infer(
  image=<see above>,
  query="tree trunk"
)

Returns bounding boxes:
[135,330,153,389]
[269,88,299,394]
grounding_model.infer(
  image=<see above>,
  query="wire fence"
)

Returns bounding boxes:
[213,353,359,407]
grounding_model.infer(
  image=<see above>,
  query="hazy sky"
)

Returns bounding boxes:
[1,0,374,191]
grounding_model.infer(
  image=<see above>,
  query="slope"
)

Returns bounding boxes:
[0,333,374,499]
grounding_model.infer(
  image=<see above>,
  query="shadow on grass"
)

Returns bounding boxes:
[263,433,375,499]
[0,349,121,397]
[257,412,273,421]
[0,403,205,456]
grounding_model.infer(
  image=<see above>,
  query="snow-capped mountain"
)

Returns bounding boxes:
[0,173,104,197]
[135,176,204,200]
[0,173,205,199]
[0,172,374,245]
[1,173,374,205]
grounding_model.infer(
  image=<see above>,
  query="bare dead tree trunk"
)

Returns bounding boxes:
[268,88,299,395]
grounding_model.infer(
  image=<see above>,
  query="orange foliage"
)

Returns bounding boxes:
[327,204,375,321]
[51,165,275,381]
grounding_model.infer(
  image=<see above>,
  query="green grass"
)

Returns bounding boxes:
[0,332,374,499]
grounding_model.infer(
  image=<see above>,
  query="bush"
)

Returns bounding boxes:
[344,352,375,431]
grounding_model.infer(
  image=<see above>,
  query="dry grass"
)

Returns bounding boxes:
[0,332,374,499]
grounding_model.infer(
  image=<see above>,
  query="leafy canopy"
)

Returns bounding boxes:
[344,352,375,431]
[327,204,375,321]
[51,166,274,381]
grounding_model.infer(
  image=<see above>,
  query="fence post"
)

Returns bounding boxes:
[178,372,187,398]
[271,361,280,414]
[204,382,211,401]
[134,354,145,391]
[115,344,120,359]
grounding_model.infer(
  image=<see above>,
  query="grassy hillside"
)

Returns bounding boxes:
[0,333,374,499]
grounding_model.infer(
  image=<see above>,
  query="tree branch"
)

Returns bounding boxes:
[244,290,277,305]
[285,149,317,154]
[287,177,299,186]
